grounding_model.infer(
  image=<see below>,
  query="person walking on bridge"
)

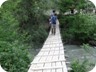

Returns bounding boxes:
[50,10,57,35]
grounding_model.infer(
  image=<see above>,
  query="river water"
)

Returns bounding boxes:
[65,45,96,70]
[29,45,96,71]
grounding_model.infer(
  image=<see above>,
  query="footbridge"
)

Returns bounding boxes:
[28,20,68,72]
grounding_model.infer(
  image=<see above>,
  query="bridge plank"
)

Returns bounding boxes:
[28,20,68,72]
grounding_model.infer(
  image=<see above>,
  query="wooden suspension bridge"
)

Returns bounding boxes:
[28,20,68,72]
[0,20,96,72]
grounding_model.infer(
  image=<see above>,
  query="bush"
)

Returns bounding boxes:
[0,41,30,72]
[0,0,49,72]
[71,60,89,72]
[0,16,30,72]
[29,25,48,48]
[0,1,30,71]
[59,14,96,44]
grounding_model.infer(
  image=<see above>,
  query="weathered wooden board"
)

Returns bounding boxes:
[28,20,68,72]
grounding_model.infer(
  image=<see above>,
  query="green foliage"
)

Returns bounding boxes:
[0,0,49,72]
[59,14,96,43]
[81,43,91,53]
[58,0,87,13]
[81,43,96,57]
[93,34,96,40]
[58,0,96,44]
[0,2,30,71]
[71,60,89,72]
[0,18,30,72]
[9,0,49,44]
[29,25,48,48]
[0,41,30,72]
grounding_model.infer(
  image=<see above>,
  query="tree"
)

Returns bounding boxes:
[58,0,96,44]
[58,0,88,14]
[0,0,48,71]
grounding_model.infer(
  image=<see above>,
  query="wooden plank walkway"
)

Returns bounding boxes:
[28,20,68,72]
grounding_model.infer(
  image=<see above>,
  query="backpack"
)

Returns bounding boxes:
[51,15,57,24]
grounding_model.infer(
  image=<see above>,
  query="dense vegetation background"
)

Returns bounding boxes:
[58,0,96,45]
[0,0,54,72]
[0,0,96,72]
[57,1,96,71]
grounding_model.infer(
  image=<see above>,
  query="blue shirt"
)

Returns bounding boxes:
[51,15,57,24]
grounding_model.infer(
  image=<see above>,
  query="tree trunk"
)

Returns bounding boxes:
[70,9,74,14]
